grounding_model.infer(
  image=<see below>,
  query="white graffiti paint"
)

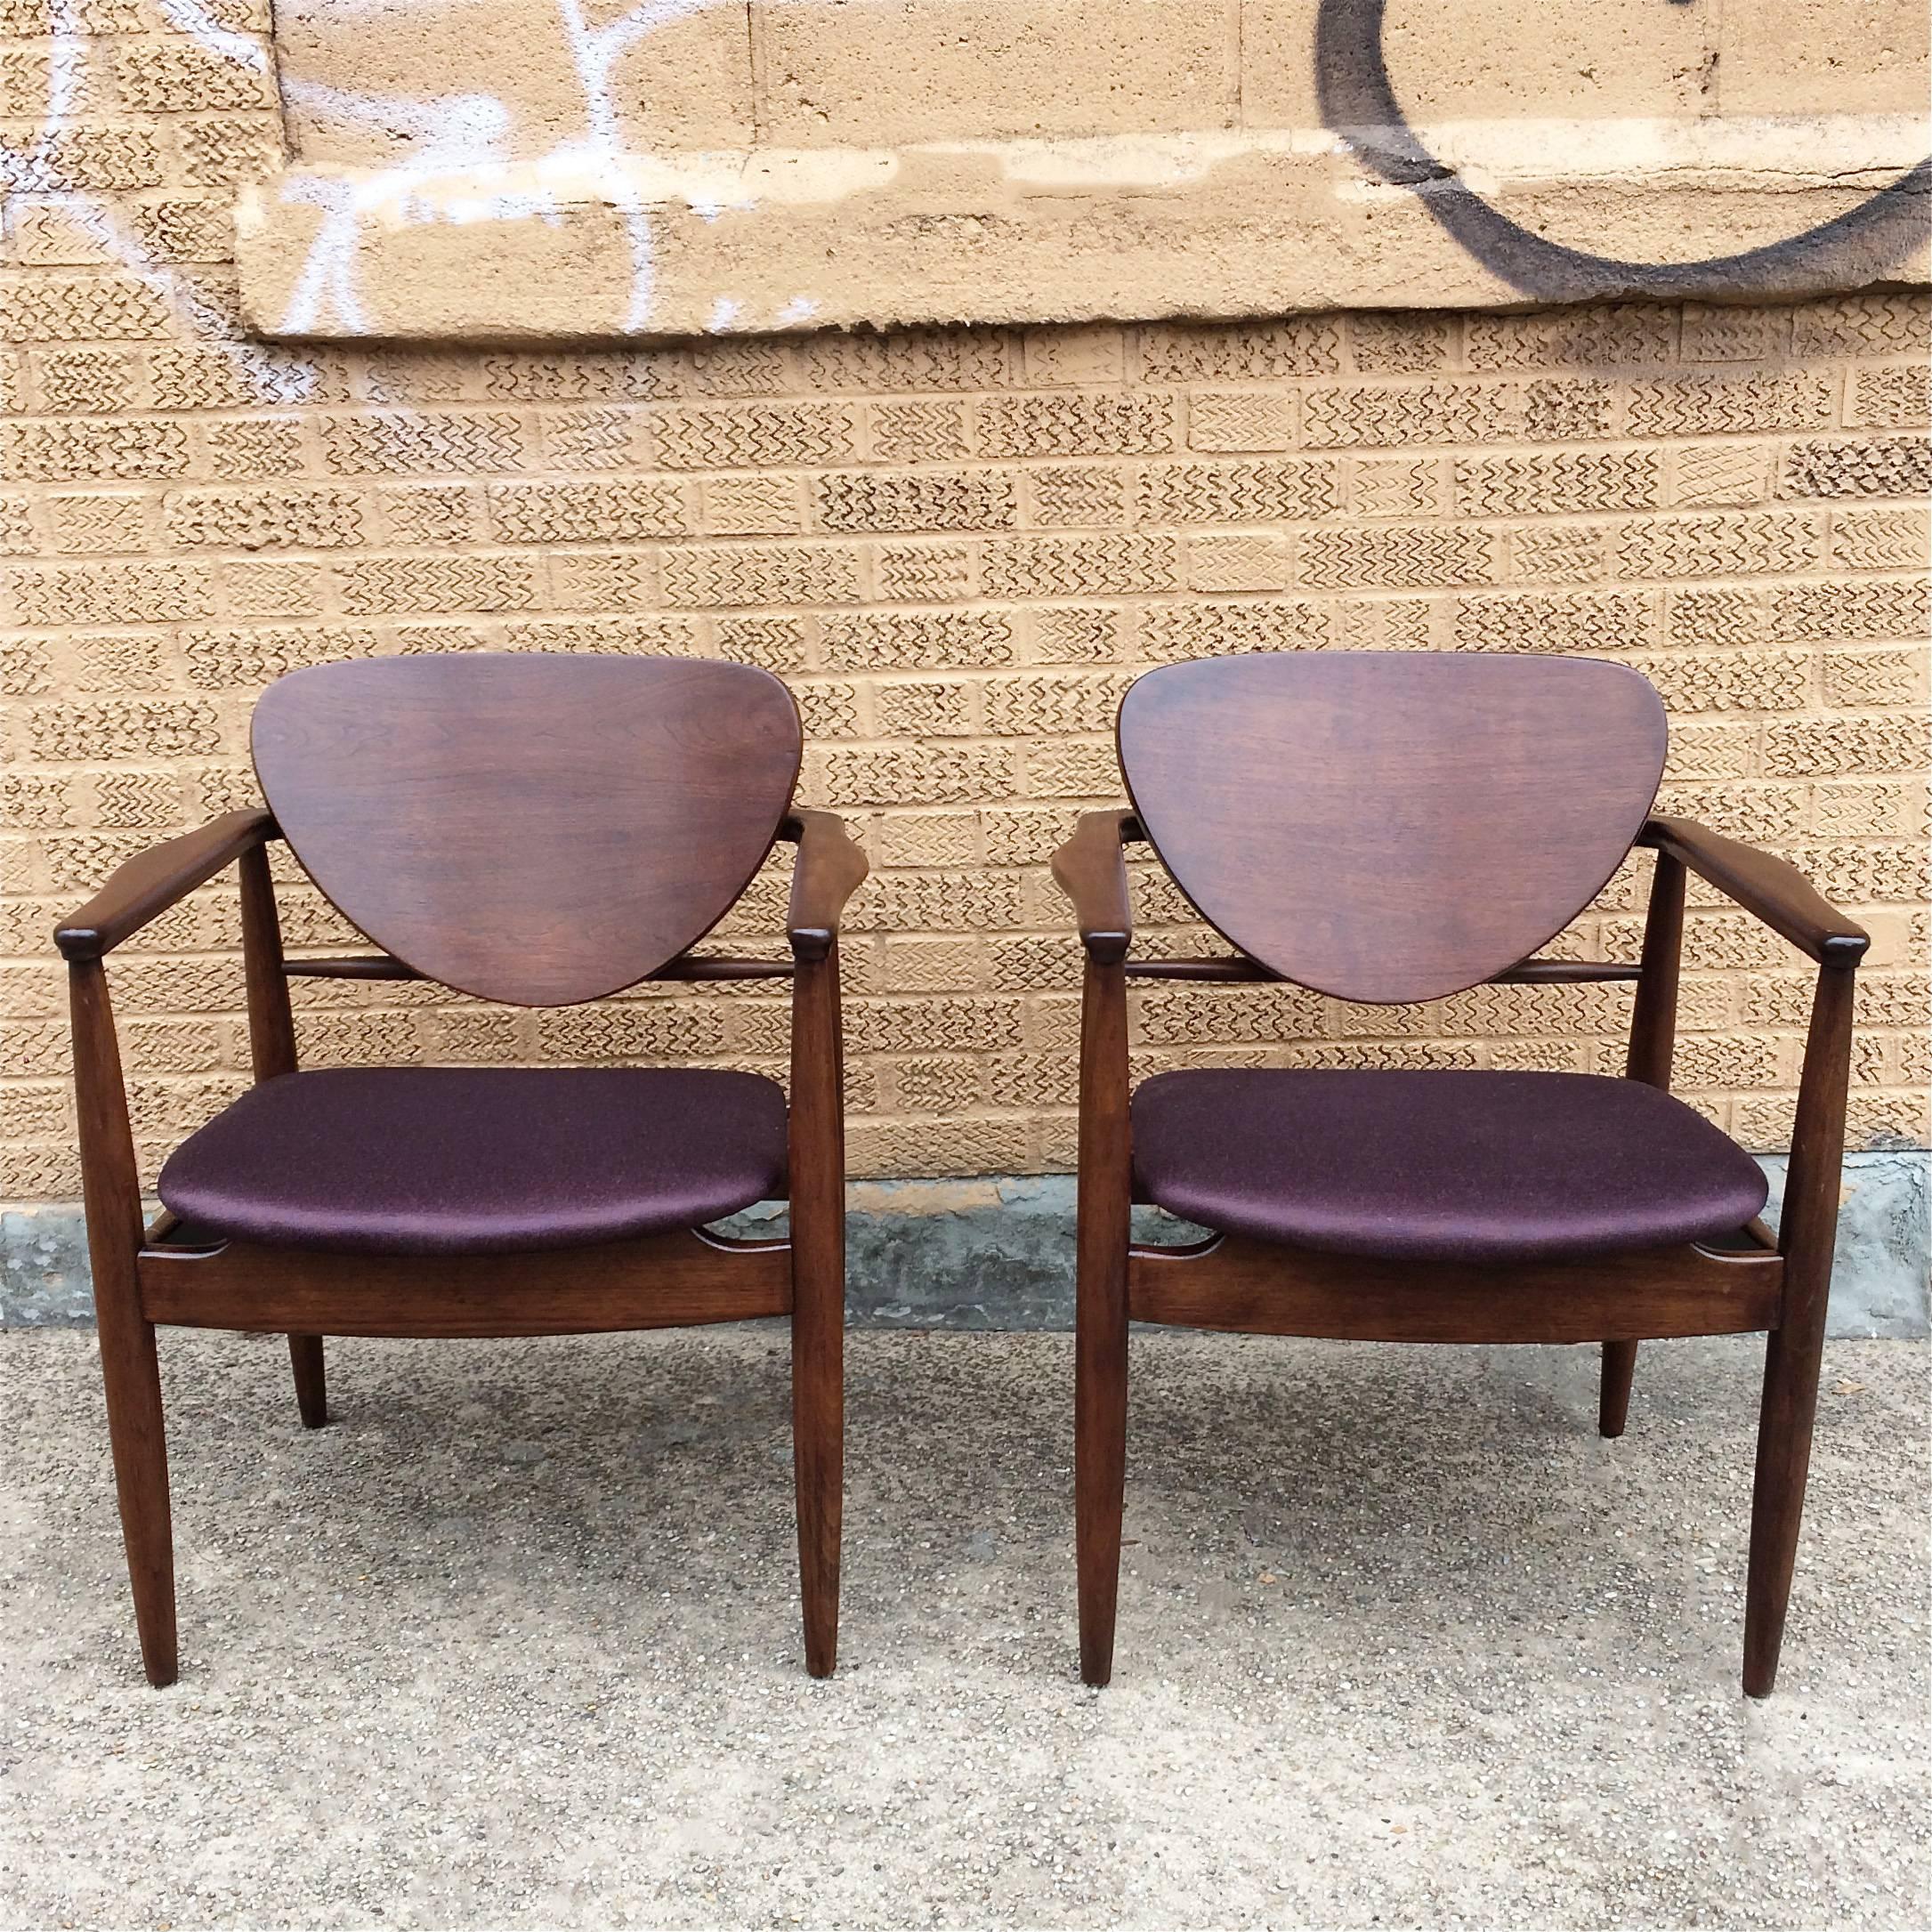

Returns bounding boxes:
[0,0,763,357]
[10,0,1923,344]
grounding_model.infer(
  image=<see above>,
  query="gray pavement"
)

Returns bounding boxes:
[1,1326,1926,1931]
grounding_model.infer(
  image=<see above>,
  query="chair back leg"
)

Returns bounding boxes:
[1598,1340,1638,1437]
[288,1334,328,1428]
[238,848,330,1435]
[1603,851,1685,1444]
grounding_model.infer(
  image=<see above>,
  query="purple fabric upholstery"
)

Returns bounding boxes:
[158,1067,788,1256]
[1130,1069,1767,1264]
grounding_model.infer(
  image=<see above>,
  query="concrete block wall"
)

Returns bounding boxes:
[276,0,1932,162]
[4,299,1928,1204]
[232,0,1932,335]
[0,2,1927,1257]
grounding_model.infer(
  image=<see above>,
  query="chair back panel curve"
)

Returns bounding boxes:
[253,654,803,1006]
[1118,651,1668,1004]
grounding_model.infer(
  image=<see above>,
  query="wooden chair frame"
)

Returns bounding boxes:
[1054,806,1866,1697]
[58,804,867,1687]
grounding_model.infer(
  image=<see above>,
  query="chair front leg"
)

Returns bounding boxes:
[788,941,845,1678]
[70,959,178,1686]
[1743,960,1855,1698]
[1075,954,1131,1686]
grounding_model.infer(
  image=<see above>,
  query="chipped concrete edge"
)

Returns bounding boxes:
[4,1153,1925,1338]
[236,121,1932,340]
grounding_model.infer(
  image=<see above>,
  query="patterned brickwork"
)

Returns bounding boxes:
[0,28,1924,1195]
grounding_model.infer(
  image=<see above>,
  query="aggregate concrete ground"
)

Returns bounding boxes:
[1,1326,1926,1931]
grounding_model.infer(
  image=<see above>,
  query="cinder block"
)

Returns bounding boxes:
[4,264,1926,1214]
[1721,0,1928,116]
[279,0,750,165]
[755,0,1232,147]
[1285,0,1710,124]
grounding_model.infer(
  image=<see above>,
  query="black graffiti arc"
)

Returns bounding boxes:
[1314,0,1932,302]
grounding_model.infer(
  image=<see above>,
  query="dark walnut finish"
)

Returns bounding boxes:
[57,654,866,1687]
[58,807,276,963]
[1118,651,1668,1004]
[1058,650,1866,1699]
[1128,1231,1782,1342]
[279,951,796,982]
[1641,816,1871,967]
[251,653,804,1006]
[140,1226,794,1337]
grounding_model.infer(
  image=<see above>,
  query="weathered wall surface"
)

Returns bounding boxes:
[4,296,1928,1200]
[237,0,1931,333]
[0,3,1928,1225]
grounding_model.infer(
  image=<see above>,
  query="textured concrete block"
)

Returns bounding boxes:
[1334,0,1710,121]
[1721,0,1930,116]
[278,0,751,166]
[756,0,1233,147]
[0,38,1927,1238]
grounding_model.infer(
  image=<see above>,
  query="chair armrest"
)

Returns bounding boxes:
[1641,817,1869,969]
[781,809,869,963]
[54,809,277,962]
[1051,809,1140,966]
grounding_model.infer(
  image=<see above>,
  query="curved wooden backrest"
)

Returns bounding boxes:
[1118,651,1668,1004]
[254,654,802,1006]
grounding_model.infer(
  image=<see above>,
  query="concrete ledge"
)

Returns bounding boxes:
[0,1208,93,1330]
[1760,1151,1932,1339]
[5,1153,1925,1337]
[237,118,1931,339]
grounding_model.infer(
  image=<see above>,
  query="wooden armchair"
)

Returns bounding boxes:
[1053,650,1866,1697]
[56,653,867,1686]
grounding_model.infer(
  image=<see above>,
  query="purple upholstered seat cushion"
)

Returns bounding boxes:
[1130,1069,1767,1265]
[158,1066,788,1256]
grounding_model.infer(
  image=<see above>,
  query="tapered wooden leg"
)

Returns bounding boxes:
[244,850,330,1436]
[1075,955,1131,1687]
[100,1314,178,1686]
[791,1273,842,1679]
[1605,849,1679,1447]
[1743,963,1855,1699]
[69,958,178,1686]
[789,943,845,1678]
[1743,1324,1827,1697]
[1598,1340,1637,1437]
[1076,1268,1128,1687]
[288,1334,327,1427]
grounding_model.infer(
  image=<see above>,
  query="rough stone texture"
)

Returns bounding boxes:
[4,1155,1926,1337]
[259,0,1932,163]
[0,6,1927,1208]
[2,291,1929,1196]
[233,151,1932,341]
[0,1204,90,1325]
[1760,1151,1932,1338]
[723,1178,1136,1330]
[0,1325,1926,1928]
[227,0,1932,334]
